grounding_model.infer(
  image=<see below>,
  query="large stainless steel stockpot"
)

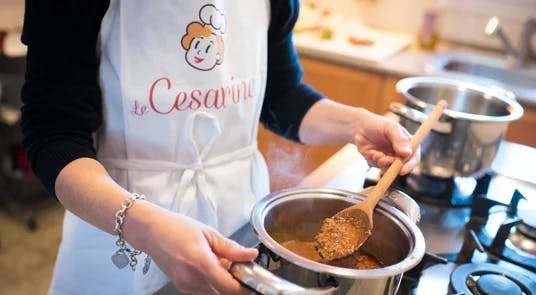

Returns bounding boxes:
[231,188,425,295]
[393,76,524,178]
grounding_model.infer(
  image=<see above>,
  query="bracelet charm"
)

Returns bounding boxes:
[143,255,152,275]
[111,193,146,271]
[111,249,130,269]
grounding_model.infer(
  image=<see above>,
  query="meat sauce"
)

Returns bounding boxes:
[315,214,371,261]
[281,240,382,270]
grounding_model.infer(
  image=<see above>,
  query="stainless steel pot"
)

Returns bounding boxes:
[231,187,425,295]
[393,76,524,178]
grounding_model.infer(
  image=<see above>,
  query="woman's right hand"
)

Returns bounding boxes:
[139,207,257,294]
[53,158,255,294]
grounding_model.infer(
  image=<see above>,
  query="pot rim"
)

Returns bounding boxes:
[396,76,524,122]
[250,188,426,279]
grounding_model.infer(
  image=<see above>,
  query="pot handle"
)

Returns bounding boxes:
[389,102,451,134]
[230,261,337,295]
[360,186,421,223]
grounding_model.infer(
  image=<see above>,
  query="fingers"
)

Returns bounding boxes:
[201,253,246,295]
[381,122,420,174]
[205,230,258,262]
[192,230,258,293]
[172,252,252,295]
[363,150,392,170]
[400,146,420,175]
[383,111,400,122]
[385,123,413,158]
[364,146,419,175]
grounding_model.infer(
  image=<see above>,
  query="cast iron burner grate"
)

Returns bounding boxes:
[449,263,536,295]
[468,190,536,272]
[385,172,493,207]
[406,228,536,294]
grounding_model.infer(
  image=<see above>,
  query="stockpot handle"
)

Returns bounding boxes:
[230,261,337,295]
[389,102,451,134]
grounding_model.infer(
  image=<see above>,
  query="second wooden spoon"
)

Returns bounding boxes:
[315,100,448,261]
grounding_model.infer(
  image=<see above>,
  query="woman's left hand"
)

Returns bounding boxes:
[353,111,419,174]
[299,99,419,174]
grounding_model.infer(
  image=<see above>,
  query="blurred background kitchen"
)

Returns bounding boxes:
[0,0,535,294]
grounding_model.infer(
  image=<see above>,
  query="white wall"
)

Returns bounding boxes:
[439,0,536,50]
[2,0,535,51]
[317,0,536,51]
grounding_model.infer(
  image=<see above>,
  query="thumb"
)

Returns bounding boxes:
[387,123,413,158]
[206,230,258,262]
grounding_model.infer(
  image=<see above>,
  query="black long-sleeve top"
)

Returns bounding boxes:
[20,0,323,195]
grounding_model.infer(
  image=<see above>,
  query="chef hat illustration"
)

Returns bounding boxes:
[199,4,225,34]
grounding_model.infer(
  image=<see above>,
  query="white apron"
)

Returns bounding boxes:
[49,1,270,294]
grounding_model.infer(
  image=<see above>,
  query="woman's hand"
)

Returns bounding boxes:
[299,99,419,174]
[141,209,257,294]
[55,158,256,294]
[353,111,419,175]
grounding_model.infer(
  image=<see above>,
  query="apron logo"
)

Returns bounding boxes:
[181,4,225,71]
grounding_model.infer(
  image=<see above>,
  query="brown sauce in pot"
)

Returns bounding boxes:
[281,240,382,270]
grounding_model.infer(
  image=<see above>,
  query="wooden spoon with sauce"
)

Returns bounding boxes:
[315,100,448,261]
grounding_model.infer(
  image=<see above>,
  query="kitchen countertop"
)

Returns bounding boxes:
[296,39,435,77]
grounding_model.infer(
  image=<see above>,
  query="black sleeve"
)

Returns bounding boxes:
[261,0,324,142]
[20,0,110,195]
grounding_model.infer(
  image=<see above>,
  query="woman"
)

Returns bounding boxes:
[21,0,418,294]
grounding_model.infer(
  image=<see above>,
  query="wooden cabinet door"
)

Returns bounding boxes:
[299,56,383,111]
[378,75,404,115]
[258,56,383,191]
[505,104,536,148]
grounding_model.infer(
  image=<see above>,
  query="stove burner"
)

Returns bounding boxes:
[467,189,536,271]
[389,172,492,207]
[474,274,522,295]
[510,208,536,256]
[450,263,536,294]
[509,230,536,256]
[518,209,536,240]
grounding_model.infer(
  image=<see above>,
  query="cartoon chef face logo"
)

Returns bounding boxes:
[181,4,225,71]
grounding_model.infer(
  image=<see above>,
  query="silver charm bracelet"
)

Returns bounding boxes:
[111,193,151,274]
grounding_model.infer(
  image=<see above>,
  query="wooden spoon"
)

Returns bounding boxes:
[315,100,448,261]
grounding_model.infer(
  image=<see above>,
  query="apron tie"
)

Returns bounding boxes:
[175,167,218,224]
[99,112,257,231]
[173,112,221,227]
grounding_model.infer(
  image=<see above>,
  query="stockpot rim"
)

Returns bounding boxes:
[396,76,524,122]
[250,188,426,279]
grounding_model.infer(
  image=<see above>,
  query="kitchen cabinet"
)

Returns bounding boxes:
[378,75,404,114]
[505,104,536,148]
[297,56,385,111]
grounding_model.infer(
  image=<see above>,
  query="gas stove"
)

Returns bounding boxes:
[404,188,536,294]
[357,142,536,294]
